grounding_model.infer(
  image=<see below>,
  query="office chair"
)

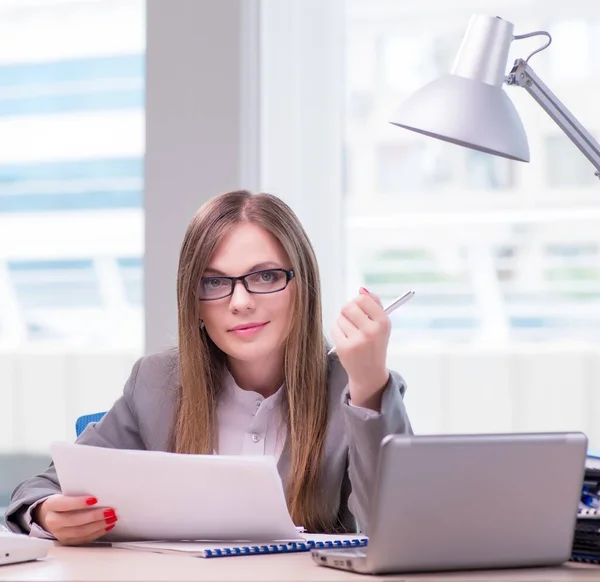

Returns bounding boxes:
[75,412,106,438]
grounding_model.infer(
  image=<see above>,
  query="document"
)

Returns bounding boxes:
[50,442,302,542]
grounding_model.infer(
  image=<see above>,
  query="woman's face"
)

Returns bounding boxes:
[198,222,295,362]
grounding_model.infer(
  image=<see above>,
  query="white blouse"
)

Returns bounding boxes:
[216,369,286,461]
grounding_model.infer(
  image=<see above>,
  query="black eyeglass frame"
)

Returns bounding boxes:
[197,268,295,301]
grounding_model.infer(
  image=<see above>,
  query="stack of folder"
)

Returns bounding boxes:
[571,460,600,564]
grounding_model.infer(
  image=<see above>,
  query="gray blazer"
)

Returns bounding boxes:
[5,349,412,536]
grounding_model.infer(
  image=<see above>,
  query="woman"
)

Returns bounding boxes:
[5,190,412,545]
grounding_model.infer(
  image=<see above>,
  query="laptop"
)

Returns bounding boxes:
[0,531,53,567]
[312,432,587,574]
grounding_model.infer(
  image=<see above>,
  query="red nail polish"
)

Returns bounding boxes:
[104,509,116,519]
[105,516,118,525]
[86,497,98,506]
[105,524,115,532]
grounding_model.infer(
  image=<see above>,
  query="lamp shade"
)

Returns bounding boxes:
[389,14,530,163]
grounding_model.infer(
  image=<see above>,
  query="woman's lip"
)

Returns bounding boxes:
[228,322,268,332]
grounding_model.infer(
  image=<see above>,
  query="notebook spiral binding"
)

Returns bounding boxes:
[578,508,600,518]
[203,538,367,558]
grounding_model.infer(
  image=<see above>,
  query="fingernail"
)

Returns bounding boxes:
[86,497,98,506]
[360,287,370,294]
[104,509,116,519]
[105,516,118,525]
[105,524,115,532]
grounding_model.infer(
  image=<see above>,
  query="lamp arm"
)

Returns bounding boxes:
[506,58,600,178]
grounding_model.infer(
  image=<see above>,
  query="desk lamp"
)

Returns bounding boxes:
[389,14,600,180]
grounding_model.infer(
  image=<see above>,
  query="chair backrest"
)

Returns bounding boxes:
[75,412,106,437]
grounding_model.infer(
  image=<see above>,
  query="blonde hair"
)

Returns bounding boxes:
[173,190,331,532]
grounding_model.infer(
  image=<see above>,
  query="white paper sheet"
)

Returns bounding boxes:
[50,442,302,542]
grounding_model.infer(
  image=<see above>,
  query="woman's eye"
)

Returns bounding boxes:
[206,278,222,288]
[261,271,274,281]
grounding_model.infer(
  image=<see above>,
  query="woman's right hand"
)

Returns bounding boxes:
[33,494,118,546]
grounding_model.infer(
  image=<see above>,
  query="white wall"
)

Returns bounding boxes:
[397,345,600,444]
[259,0,345,333]
[144,0,260,354]
[0,350,136,452]
[144,0,347,352]
[3,347,599,452]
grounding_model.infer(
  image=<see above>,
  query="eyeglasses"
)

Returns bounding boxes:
[197,268,295,301]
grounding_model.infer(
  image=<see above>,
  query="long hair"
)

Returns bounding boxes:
[173,190,331,532]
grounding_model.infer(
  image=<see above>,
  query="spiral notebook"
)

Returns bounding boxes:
[112,533,368,559]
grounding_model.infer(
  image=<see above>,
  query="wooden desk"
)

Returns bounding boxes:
[0,545,599,582]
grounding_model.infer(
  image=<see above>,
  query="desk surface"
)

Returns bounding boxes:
[0,545,599,582]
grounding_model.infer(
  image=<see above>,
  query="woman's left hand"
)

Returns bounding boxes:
[331,287,391,411]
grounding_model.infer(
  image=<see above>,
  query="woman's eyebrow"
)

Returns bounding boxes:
[247,261,281,272]
[203,267,227,276]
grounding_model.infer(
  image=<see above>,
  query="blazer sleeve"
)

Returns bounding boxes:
[4,357,145,534]
[342,370,412,535]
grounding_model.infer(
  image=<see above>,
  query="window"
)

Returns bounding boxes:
[593,22,600,74]
[118,257,143,306]
[379,35,439,91]
[545,133,600,188]
[548,19,594,81]
[0,157,142,212]
[0,0,144,487]
[375,141,453,193]
[465,150,514,191]
[345,0,600,345]
[0,1,144,351]
[340,0,600,441]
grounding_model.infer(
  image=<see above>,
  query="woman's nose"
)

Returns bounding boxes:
[229,280,254,311]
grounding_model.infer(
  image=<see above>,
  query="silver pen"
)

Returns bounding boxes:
[327,290,415,356]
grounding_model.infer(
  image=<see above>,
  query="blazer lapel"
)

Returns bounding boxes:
[276,438,292,489]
